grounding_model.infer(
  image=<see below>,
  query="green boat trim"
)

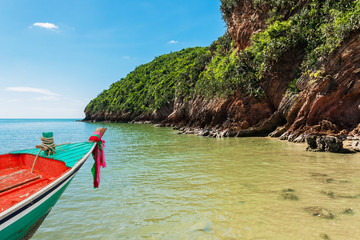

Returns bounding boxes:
[11,142,95,168]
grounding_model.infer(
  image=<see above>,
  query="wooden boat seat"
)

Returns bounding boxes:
[0,169,41,193]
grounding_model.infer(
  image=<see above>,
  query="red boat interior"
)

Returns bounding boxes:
[0,153,70,213]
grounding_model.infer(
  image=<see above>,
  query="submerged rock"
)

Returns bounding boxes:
[310,172,328,177]
[325,178,335,183]
[343,208,355,215]
[320,190,360,199]
[320,190,335,198]
[280,189,298,200]
[282,188,295,192]
[304,207,335,219]
[306,135,343,152]
[281,193,299,200]
[320,233,331,240]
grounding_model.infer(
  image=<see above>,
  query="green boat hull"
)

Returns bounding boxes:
[1,178,73,240]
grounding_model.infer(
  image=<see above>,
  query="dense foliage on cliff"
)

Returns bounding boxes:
[85,47,210,115]
[217,0,360,94]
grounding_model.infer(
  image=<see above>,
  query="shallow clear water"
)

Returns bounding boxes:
[1,119,360,239]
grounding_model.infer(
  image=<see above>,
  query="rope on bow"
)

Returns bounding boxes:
[31,134,69,173]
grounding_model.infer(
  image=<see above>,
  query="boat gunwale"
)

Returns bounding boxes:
[0,141,96,230]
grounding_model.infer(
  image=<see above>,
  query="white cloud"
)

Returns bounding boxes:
[32,22,58,30]
[168,40,179,44]
[34,96,61,101]
[122,56,131,60]
[5,87,60,96]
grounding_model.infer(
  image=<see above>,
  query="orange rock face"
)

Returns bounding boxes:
[281,33,360,138]
[225,0,268,51]
[167,93,274,133]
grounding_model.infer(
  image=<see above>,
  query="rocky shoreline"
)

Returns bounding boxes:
[166,124,360,153]
[84,118,360,153]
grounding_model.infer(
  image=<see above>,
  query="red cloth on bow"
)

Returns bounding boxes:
[89,131,106,188]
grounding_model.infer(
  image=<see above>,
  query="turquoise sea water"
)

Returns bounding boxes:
[1,119,360,239]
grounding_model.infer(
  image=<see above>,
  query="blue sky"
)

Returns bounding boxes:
[0,0,225,118]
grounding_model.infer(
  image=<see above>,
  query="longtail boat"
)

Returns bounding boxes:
[0,127,106,240]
